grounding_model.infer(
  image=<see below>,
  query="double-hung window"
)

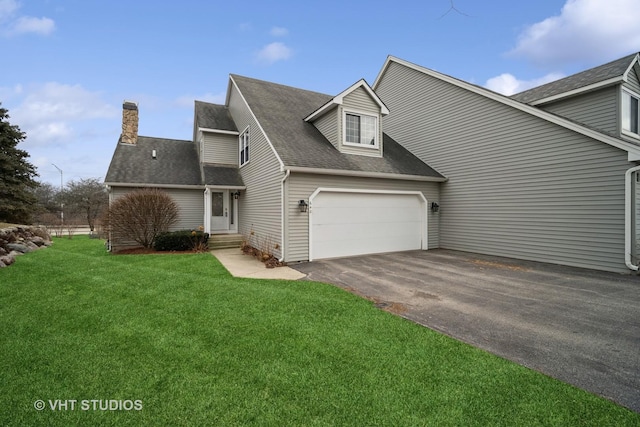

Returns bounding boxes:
[622,90,639,136]
[344,111,378,147]
[239,127,250,166]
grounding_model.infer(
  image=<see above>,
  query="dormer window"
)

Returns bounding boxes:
[344,111,378,148]
[622,89,639,136]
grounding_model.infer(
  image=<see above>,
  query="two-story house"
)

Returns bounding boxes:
[105,52,640,273]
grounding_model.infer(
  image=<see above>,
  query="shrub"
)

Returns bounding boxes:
[154,230,209,252]
[103,189,179,248]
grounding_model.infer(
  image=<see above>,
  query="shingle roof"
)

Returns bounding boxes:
[230,74,445,179]
[203,165,244,186]
[105,137,202,186]
[194,101,237,131]
[511,53,638,104]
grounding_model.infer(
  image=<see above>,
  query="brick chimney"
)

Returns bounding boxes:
[121,101,138,144]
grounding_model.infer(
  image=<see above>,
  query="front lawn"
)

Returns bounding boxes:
[0,237,638,426]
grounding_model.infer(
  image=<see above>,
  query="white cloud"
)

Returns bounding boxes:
[1,0,55,36]
[175,92,226,107]
[510,0,640,66]
[270,26,288,37]
[0,0,19,21]
[10,15,54,35]
[256,42,292,65]
[11,82,117,146]
[485,72,565,96]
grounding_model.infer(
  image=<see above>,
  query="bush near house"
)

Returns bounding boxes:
[103,188,179,248]
[153,230,209,252]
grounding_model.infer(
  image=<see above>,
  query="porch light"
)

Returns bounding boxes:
[298,199,308,213]
[233,191,241,199]
[431,202,440,213]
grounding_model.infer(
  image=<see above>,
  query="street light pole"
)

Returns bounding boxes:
[52,163,64,225]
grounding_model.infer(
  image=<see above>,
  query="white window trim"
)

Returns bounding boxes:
[342,108,379,149]
[239,126,250,167]
[621,88,640,140]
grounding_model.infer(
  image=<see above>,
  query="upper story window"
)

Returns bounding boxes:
[622,90,639,136]
[344,111,378,147]
[239,126,250,166]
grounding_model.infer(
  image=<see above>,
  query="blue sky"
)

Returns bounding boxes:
[1,0,639,186]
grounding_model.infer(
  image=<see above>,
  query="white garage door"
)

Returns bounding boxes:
[310,190,425,260]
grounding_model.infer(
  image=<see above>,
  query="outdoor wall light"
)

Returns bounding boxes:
[431,202,440,213]
[298,199,308,213]
[233,191,241,199]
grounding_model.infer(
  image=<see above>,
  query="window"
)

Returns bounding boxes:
[622,90,639,136]
[239,127,250,166]
[344,112,377,147]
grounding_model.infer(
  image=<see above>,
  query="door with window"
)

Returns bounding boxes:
[211,190,229,231]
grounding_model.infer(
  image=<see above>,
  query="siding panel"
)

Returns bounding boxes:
[541,87,618,134]
[286,173,440,262]
[376,61,632,273]
[202,132,238,165]
[228,83,283,258]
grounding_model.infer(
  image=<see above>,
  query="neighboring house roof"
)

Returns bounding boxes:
[373,55,640,160]
[230,74,445,181]
[105,136,245,188]
[511,53,639,105]
[194,101,238,132]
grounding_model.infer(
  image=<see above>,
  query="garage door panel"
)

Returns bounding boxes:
[311,191,425,260]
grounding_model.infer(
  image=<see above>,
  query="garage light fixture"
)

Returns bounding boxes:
[431,202,439,213]
[233,191,241,199]
[298,199,308,213]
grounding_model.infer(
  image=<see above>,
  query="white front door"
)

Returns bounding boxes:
[211,190,229,231]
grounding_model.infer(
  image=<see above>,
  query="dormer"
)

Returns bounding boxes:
[193,101,239,166]
[305,80,389,158]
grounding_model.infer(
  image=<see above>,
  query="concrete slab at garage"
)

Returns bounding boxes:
[291,249,640,413]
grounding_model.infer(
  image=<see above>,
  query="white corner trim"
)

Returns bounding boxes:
[198,127,240,136]
[622,54,640,82]
[229,75,285,171]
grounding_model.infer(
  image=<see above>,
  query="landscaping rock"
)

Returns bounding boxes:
[31,236,45,246]
[7,243,30,253]
[0,255,14,266]
[0,225,52,268]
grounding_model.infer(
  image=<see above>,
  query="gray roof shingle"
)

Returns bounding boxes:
[105,137,202,186]
[231,74,444,179]
[203,165,244,186]
[195,101,237,131]
[511,53,637,104]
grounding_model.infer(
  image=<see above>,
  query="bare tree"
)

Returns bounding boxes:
[103,188,179,248]
[61,178,108,232]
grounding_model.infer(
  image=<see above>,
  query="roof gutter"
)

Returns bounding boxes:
[104,182,205,190]
[624,165,640,271]
[284,166,447,182]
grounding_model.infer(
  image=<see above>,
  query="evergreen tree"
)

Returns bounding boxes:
[0,103,38,224]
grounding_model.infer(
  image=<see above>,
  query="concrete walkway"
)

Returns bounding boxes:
[211,248,306,280]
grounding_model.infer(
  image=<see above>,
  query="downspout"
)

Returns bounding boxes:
[279,170,291,262]
[624,165,640,271]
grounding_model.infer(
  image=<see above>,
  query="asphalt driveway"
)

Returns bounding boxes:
[291,249,640,413]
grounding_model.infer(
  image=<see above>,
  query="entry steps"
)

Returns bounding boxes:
[208,233,244,250]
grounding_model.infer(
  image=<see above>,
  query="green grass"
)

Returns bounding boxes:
[1,237,638,426]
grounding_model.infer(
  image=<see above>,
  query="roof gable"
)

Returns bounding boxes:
[304,79,389,122]
[511,53,639,105]
[373,55,640,160]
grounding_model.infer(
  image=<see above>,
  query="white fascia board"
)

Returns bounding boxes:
[204,185,246,190]
[622,54,640,82]
[285,166,447,182]
[373,55,640,156]
[305,79,389,122]
[104,182,205,190]
[530,76,622,106]
[229,75,285,171]
[198,127,239,135]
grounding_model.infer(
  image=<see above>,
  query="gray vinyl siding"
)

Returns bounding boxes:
[108,186,204,250]
[340,87,383,157]
[201,132,238,166]
[376,61,633,273]
[314,109,339,148]
[625,63,640,94]
[541,86,618,134]
[228,83,283,258]
[285,172,440,262]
